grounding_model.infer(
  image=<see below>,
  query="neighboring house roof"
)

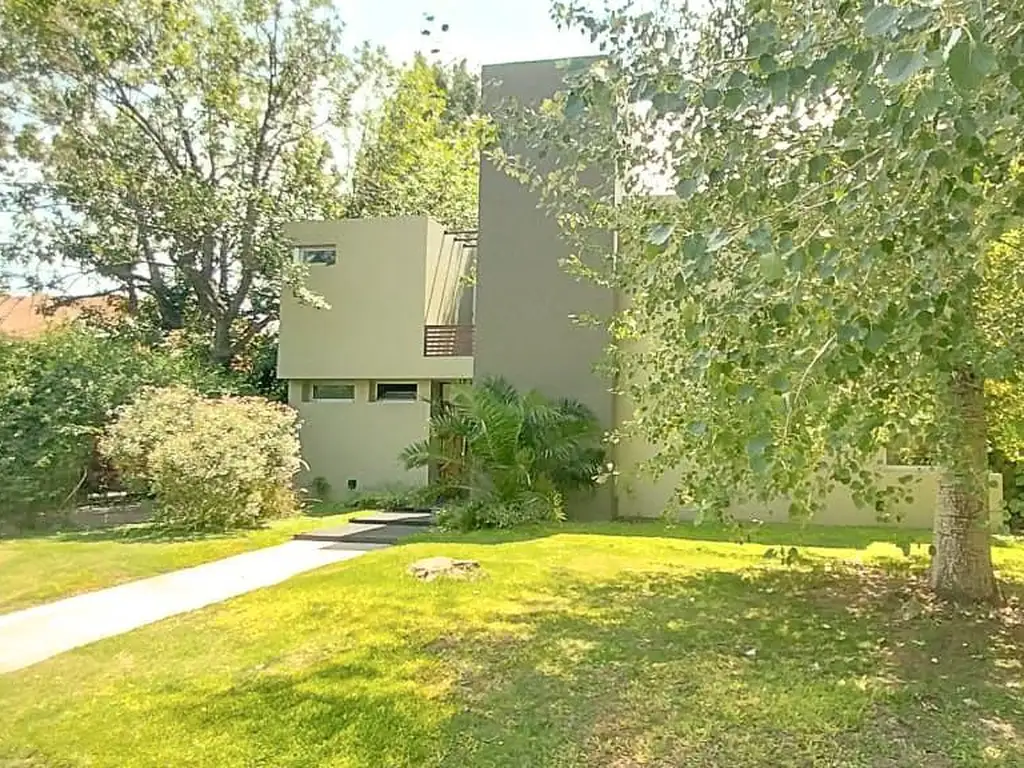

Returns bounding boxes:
[0,293,117,338]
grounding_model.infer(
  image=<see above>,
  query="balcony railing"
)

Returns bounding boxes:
[424,324,474,357]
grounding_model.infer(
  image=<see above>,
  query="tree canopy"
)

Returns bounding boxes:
[0,0,370,364]
[518,0,1024,600]
[347,55,489,230]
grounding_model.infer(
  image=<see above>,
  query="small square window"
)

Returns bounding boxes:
[310,382,355,401]
[375,382,419,402]
[297,245,336,265]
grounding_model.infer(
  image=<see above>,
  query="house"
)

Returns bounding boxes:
[0,293,116,338]
[277,58,1002,527]
[277,216,474,497]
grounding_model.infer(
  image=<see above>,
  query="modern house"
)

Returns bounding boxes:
[277,58,1002,528]
[277,216,474,497]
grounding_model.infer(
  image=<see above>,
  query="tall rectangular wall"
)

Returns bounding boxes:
[277,216,471,381]
[477,59,616,519]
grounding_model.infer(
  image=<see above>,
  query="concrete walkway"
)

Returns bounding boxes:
[0,539,366,674]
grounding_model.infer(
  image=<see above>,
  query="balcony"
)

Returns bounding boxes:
[423,324,474,357]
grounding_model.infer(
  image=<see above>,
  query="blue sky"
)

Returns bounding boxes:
[342,0,598,68]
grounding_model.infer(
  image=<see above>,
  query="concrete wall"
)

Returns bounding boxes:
[477,58,616,519]
[615,431,1004,529]
[278,217,472,381]
[288,379,430,496]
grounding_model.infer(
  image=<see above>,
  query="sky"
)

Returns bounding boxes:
[341,0,599,70]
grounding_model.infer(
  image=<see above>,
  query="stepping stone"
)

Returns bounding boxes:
[294,522,428,545]
[350,511,436,527]
[341,524,428,544]
[294,523,386,542]
[322,541,391,552]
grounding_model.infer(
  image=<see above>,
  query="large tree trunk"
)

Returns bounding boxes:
[931,370,999,602]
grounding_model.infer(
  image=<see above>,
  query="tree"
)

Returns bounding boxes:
[347,55,489,229]
[400,377,606,528]
[512,0,1024,600]
[0,323,233,528]
[0,0,369,365]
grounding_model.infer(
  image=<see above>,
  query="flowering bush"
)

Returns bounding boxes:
[0,325,231,529]
[101,386,302,531]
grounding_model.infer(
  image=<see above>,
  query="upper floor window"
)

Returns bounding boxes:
[296,245,336,265]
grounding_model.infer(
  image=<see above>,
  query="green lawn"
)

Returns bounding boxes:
[1,522,1023,767]
[0,509,353,614]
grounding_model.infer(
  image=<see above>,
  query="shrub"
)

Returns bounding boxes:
[401,377,606,529]
[101,386,302,531]
[988,378,1024,532]
[337,483,438,511]
[0,325,232,529]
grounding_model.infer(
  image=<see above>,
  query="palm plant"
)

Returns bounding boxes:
[399,377,606,527]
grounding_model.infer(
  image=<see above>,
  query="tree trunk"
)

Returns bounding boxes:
[931,370,999,602]
[211,314,235,370]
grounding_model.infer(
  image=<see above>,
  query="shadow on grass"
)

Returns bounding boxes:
[149,564,1022,767]
[165,656,445,766]
[425,566,1023,767]
[415,518,935,551]
[49,524,236,544]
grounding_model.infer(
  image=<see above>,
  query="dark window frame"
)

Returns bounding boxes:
[310,382,356,402]
[374,382,419,402]
[297,245,337,265]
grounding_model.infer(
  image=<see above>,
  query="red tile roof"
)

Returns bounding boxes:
[0,294,119,338]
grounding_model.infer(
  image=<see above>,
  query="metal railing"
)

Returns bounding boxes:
[423,324,474,357]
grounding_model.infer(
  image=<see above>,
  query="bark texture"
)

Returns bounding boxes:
[931,370,999,602]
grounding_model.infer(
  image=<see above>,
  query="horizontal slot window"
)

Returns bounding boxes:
[375,382,418,402]
[310,382,355,402]
[296,245,336,265]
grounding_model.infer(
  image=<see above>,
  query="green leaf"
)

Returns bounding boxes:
[727,70,749,88]
[702,88,722,108]
[768,70,789,104]
[771,303,792,323]
[808,154,829,179]
[724,88,745,109]
[864,327,888,353]
[859,84,884,119]
[1012,67,1024,91]
[682,234,707,262]
[759,252,785,282]
[838,323,861,343]
[747,434,771,457]
[647,223,675,247]
[675,178,698,199]
[902,7,933,29]
[947,37,994,90]
[746,225,773,253]
[863,4,900,37]
[564,92,585,119]
[851,50,877,74]
[706,229,732,252]
[884,50,926,84]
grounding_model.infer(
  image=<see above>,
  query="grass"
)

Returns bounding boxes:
[1,521,1023,767]
[0,507,354,614]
